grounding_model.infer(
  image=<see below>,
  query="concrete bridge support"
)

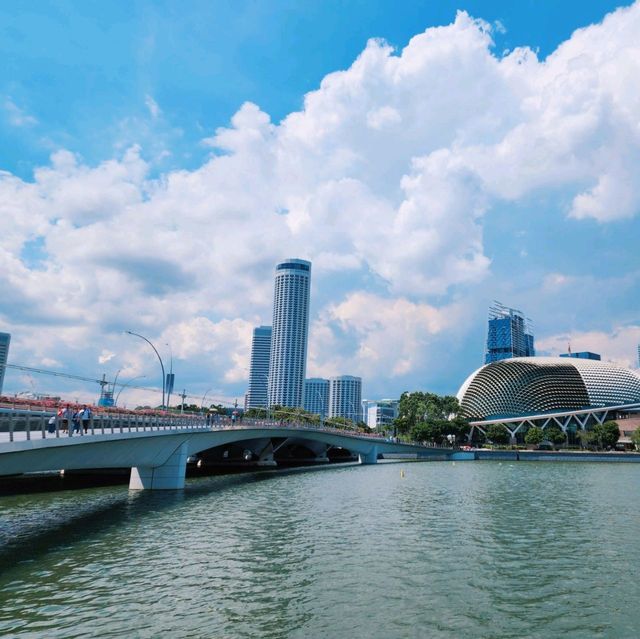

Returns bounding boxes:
[129,441,189,490]
[359,445,378,465]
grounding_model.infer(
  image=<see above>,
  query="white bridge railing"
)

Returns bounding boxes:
[0,408,206,443]
[0,408,430,447]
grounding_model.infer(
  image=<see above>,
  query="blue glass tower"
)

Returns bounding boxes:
[485,302,535,364]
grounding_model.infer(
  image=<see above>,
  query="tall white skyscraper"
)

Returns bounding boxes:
[329,375,362,422]
[246,326,272,410]
[304,378,329,419]
[0,332,11,396]
[268,259,311,408]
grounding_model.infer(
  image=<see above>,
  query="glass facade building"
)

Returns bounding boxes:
[304,378,329,419]
[365,399,399,430]
[0,332,10,396]
[268,259,311,409]
[329,375,362,422]
[485,302,535,364]
[246,326,272,410]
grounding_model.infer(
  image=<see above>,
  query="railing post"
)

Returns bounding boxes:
[9,411,14,443]
[90,414,95,435]
[26,414,31,441]
[40,413,46,439]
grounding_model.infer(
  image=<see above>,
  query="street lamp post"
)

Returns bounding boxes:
[314,389,325,427]
[114,375,147,407]
[260,373,270,420]
[126,330,166,411]
[201,388,213,413]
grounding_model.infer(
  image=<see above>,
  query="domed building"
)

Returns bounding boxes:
[457,357,640,422]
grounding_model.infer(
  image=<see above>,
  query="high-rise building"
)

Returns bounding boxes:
[268,259,311,408]
[637,344,640,369]
[485,302,535,364]
[365,399,399,430]
[329,375,362,422]
[0,332,10,396]
[246,326,272,410]
[304,378,329,419]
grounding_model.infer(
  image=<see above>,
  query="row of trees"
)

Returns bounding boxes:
[244,405,369,432]
[393,392,470,446]
[485,421,622,450]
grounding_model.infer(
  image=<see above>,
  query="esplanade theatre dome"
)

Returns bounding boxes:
[457,357,640,420]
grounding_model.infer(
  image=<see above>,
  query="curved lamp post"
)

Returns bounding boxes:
[114,375,147,407]
[201,388,213,413]
[126,330,166,410]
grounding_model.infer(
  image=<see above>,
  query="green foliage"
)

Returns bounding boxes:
[544,425,566,446]
[592,421,620,448]
[395,391,468,444]
[394,391,462,435]
[270,405,322,425]
[485,423,510,445]
[576,429,596,448]
[631,427,640,449]
[524,426,544,446]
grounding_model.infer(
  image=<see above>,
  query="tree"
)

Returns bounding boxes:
[631,428,640,450]
[576,429,596,449]
[524,426,544,446]
[485,424,510,445]
[395,391,467,443]
[544,425,566,448]
[592,421,620,449]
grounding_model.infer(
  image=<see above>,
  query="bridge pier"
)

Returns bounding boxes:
[129,442,188,490]
[359,445,378,465]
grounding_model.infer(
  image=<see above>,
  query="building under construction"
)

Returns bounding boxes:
[485,301,535,364]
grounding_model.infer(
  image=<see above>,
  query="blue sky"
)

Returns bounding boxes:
[1,0,626,176]
[1,0,639,407]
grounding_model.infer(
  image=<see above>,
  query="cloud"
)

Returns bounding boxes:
[145,94,161,119]
[1,5,640,401]
[537,325,640,370]
[98,350,116,365]
[3,97,38,127]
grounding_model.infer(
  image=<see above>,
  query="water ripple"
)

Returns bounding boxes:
[1,462,640,637]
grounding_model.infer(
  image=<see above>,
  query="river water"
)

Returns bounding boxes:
[1,461,639,638]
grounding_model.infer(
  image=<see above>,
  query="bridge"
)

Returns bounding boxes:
[0,408,461,489]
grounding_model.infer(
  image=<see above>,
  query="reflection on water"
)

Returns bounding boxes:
[1,462,640,638]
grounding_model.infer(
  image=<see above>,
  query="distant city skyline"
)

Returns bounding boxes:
[1,2,639,406]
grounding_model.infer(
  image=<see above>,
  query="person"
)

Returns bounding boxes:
[58,405,71,433]
[79,405,92,433]
[72,409,82,434]
[47,414,57,434]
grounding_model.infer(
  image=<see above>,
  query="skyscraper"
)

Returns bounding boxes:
[268,259,311,408]
[329,375,362,422]
[246,326,272,410]
[485,302,535,364]
[304,378,329,419]
[0,332,11,396]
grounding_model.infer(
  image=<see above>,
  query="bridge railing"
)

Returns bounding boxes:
[0,408,207,442]
[0,408,440,449]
